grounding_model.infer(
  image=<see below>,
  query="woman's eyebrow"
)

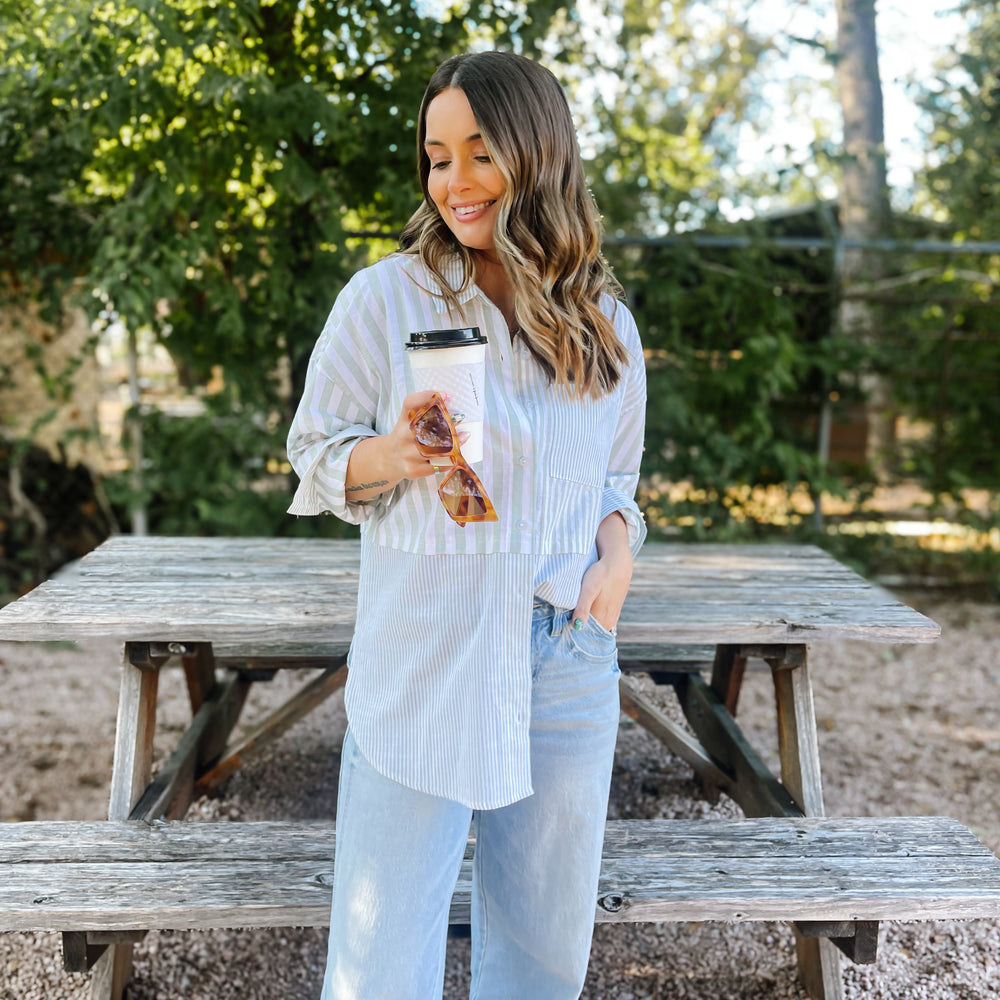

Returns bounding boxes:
[424,132,483,147]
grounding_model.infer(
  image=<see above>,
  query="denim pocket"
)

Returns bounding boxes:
[567,614,618,663]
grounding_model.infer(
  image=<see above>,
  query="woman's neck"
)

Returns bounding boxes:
[473,253,517,335]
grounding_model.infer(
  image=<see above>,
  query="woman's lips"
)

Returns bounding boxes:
[451,200,496,221]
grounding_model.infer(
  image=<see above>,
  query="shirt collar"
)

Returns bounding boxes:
[427,257,481,314]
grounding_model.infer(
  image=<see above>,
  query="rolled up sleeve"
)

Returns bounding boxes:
[286,278,393,523]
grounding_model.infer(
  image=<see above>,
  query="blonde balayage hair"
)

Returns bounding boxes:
[399,51,627,398]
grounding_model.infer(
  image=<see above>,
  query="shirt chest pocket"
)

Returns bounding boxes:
[543,392,619,488]
[536,392,619,554]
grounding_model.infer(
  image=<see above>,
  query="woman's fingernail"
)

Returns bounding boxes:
[452,412,466,424]
[573,618,585,631]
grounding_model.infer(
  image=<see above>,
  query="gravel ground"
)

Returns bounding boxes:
[1,593,999,999]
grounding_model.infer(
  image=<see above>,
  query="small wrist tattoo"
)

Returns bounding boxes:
[346,479,389,493]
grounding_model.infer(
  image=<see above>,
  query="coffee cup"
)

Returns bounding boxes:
[405,327,488,464]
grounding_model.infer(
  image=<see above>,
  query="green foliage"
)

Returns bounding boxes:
[608,229,869,534]
[919,0,1000,241]
[0,0,565,542]
[1,0,561,412]
[104,395,358,538]
[0,4,101,320]
[554,0,774,234]
[882,262,1000,495]
[904,0,1000,496]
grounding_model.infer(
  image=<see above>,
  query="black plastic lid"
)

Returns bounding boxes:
[405,326,488,349]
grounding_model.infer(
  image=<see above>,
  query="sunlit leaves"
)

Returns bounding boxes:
[550,0,773,236]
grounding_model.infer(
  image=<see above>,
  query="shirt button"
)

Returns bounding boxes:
[516,519,530,531]
[517,455,528,466]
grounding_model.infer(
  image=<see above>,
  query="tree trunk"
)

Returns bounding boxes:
[834,0,894,478]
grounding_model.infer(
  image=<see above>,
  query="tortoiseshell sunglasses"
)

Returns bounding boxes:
[408,393,498,526]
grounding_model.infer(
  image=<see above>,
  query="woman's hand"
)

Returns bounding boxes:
[344,390,459,502]
[572,512,633,631]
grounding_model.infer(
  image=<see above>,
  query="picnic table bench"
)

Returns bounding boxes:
[5,815,1000,977]
[2,536,998,1000]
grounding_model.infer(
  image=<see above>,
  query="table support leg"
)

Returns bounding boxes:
[769,647,843,1000]
[696,644,749,801]
[770,648,824,817]
[107,648,159,820]
[90,644,160,1000]
[181,642,218,715]
[710,644,748,716]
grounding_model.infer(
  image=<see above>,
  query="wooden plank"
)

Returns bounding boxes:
[798,920,880,964]
[62,931,105,973]
[12,853,1000,931]
[86,926,137,1000]
[11,856,1000,932]
[598,816,996,859]
[4,817,1000,934]
[97,645,159,1000]
[0,540,942,646]
[6,816,990,865]
[702,643,749,801]
[796,935,843,1000]
[107,651,158,823]
[62,932,147,973]
[617,643,716,668]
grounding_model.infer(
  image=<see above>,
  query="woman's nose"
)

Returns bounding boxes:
[448,160,471,192]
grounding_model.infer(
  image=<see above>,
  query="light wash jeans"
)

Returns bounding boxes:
[320,600,621,1000]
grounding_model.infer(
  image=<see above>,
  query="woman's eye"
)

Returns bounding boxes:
[475,155,492,163]
[430,160,450,170]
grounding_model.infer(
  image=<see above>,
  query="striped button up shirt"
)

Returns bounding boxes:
[287,253,647,808]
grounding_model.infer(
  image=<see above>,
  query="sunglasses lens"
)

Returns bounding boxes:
[412,404,455,455]
[439,467,489,519]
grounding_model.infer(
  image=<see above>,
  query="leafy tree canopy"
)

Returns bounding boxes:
[551,0,775,235]
[901,0,1000,495]
[0,0,562,407]
[918,0,1000,239]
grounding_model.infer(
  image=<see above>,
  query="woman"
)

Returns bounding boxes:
[287,50,646,1000]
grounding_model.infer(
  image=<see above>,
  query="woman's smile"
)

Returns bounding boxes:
[451,199,497,220]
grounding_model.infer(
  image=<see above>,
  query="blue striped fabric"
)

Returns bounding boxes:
[287,254,647,808]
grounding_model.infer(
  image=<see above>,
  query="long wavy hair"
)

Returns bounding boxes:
[398,51,627,398]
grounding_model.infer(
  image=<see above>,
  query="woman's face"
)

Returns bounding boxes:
[423,87,505,254]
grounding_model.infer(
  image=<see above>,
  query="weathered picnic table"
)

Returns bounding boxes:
[2,535,998,1000]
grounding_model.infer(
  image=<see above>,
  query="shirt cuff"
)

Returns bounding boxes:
[600,488,647,558]
[287,433,383,524]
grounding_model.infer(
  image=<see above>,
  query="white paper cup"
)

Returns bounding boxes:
[406,327,488,464]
